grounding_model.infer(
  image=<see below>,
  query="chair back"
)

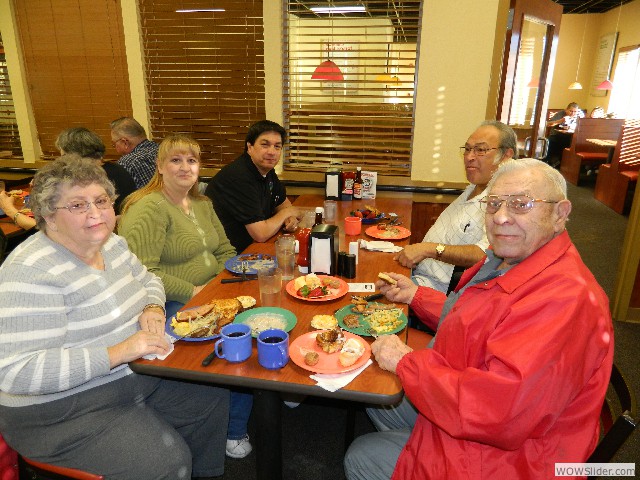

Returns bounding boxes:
[20,456,105,480]
[609,120,640,174]
[587,363,638,467]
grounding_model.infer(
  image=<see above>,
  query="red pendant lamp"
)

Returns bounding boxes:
[311,60,344,81]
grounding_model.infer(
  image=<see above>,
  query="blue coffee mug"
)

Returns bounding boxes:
[214,323,252,363]
[257,329,289,369]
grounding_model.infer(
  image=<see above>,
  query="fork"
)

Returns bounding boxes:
[367,327,379,339]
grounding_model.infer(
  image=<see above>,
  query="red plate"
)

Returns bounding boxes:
[365,225,411,240]
[285,275,349,302]
[290,331,371,374]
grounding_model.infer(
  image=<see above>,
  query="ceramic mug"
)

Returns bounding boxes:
[257,329,289,369]
[214,323,252,363]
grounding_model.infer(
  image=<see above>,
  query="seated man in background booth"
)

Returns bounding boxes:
[110,117,160,189]
[545,102,585,167]
[205,120,300,253]
[344,158,613,480]
[394,120,517,293]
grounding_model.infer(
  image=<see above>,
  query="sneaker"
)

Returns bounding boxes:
[226,435,252,459]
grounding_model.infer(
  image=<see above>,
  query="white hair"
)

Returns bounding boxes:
[486,158,567,199]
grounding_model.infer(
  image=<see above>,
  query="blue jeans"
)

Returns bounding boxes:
[164,300,253,440]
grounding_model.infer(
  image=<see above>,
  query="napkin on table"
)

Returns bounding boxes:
[359,240,403,254]
[142,333,176,361]
[310,359,373,392]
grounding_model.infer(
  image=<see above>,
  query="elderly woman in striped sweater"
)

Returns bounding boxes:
[0,155,229,480]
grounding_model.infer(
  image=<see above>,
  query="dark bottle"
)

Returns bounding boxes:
[341,170,355,200]
[353,167,363,200]
[313,207,323,227]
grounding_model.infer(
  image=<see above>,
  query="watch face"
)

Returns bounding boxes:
[436,244,445,256]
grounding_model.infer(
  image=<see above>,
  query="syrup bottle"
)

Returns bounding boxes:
[353,167,363,200]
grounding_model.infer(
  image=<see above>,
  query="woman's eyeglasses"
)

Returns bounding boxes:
[480,195,559,214]
[55,195,114,214]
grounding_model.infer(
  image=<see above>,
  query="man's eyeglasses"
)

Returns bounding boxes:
[111,138,125,148]
[480,195,559,214]
[459,146,500,157]
[55,195,114,214]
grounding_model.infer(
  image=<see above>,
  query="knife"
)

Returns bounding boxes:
[221,277,256,283]
[202,348,218,366]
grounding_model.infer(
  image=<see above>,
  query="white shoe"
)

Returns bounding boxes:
[226,434,252,459]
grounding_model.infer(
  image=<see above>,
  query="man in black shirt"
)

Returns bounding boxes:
[205,120,300,253]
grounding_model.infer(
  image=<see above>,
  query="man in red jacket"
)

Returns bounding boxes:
[344,158,613,480]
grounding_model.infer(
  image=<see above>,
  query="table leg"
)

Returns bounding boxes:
[253,389,282,480]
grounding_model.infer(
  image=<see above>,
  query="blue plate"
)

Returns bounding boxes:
[233,307,297,338]
[350,210,386,224]
[224,253,277,276]
[165,306,221,342]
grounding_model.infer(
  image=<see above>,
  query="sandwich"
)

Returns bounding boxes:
[378,272,397,285]
[339,338,365,367]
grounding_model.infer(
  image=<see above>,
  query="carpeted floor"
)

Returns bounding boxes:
[222,179,640,480]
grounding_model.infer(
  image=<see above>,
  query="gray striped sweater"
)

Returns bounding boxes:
[0,232,165,407]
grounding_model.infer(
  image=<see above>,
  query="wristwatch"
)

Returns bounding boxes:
[435,243,446,259]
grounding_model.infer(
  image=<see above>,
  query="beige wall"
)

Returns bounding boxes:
[548,0,640,113]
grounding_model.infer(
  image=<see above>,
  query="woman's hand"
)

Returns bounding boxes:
[0,191,18,217]
[107,330,170,368]
[139,309,166,335]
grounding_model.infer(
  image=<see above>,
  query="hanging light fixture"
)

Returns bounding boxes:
[311,60,344,81]
[597,1,622,90]
[569,15,588,90]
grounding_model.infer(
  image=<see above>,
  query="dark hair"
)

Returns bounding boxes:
[244,120,286,152]
[480,120,519,159]
[567,102,580,110]
[55,127,105,159]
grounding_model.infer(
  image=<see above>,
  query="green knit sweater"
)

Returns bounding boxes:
[119,191,236,303]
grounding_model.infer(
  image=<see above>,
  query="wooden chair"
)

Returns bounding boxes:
[19,456,105,480]
[594,120,640,214]
[559,118,624,185]
[586,363,638,477]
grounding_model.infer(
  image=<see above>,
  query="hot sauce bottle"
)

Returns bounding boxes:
[353,167,363,200]
[296,227,311,274]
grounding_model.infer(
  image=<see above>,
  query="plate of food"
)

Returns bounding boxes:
[166,296,256,341]
[233,307,297,338]
[350,206,386,224]
[365,225,411,240]
[285,273,349,302]
[335,297,407,337]
[224,253,276,276]
[289,329,371,374]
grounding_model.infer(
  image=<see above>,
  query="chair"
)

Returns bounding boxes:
[587,363,638,474]
[594,120,640,214]
[19,456,105,480]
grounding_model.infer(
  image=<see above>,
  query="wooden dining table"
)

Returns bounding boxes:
[130,194,433,480]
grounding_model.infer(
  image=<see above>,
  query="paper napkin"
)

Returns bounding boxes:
[142,333,176,361]
[310,359,373,392]
[359,240,403,253]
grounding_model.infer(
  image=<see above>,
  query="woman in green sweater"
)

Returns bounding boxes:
[118,134,236,319]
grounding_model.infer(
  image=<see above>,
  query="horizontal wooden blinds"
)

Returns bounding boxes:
[0,39,21,158]
[138,0,265,168]
[284,1,422,176]
[14,0,132,159]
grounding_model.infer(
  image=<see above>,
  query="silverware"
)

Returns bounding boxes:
[221,261,255,283]
[367,327,379,339]
[202,348,218,366]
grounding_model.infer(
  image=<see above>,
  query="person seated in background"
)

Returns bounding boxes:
[205,120,300,253]
[394,120,517,293]
[0,155,230,480]
[545,102,585,167]
[118,135,253,460]
[590,106,606,118]
[344,159,613,480]
[55,127,136,214]
[110,117,160,189]
[0,189,36,231]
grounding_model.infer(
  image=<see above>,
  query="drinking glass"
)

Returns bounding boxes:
[257,267,283,307]
[323,200,337,223]
[275,236,296,281]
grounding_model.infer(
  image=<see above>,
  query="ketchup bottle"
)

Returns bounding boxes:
[296,227,311,274]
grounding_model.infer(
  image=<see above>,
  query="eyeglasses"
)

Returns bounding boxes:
[480,195,559,214]
[111,138,125,148]
[55,195,114,214]
[459,146,500,157]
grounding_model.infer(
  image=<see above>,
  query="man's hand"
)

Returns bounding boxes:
[371,334,413,373]
[283,215,298,232]
[376,272,418,305]
[394,243,434,268]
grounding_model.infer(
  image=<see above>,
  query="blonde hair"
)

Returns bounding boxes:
[120,134,206,216]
